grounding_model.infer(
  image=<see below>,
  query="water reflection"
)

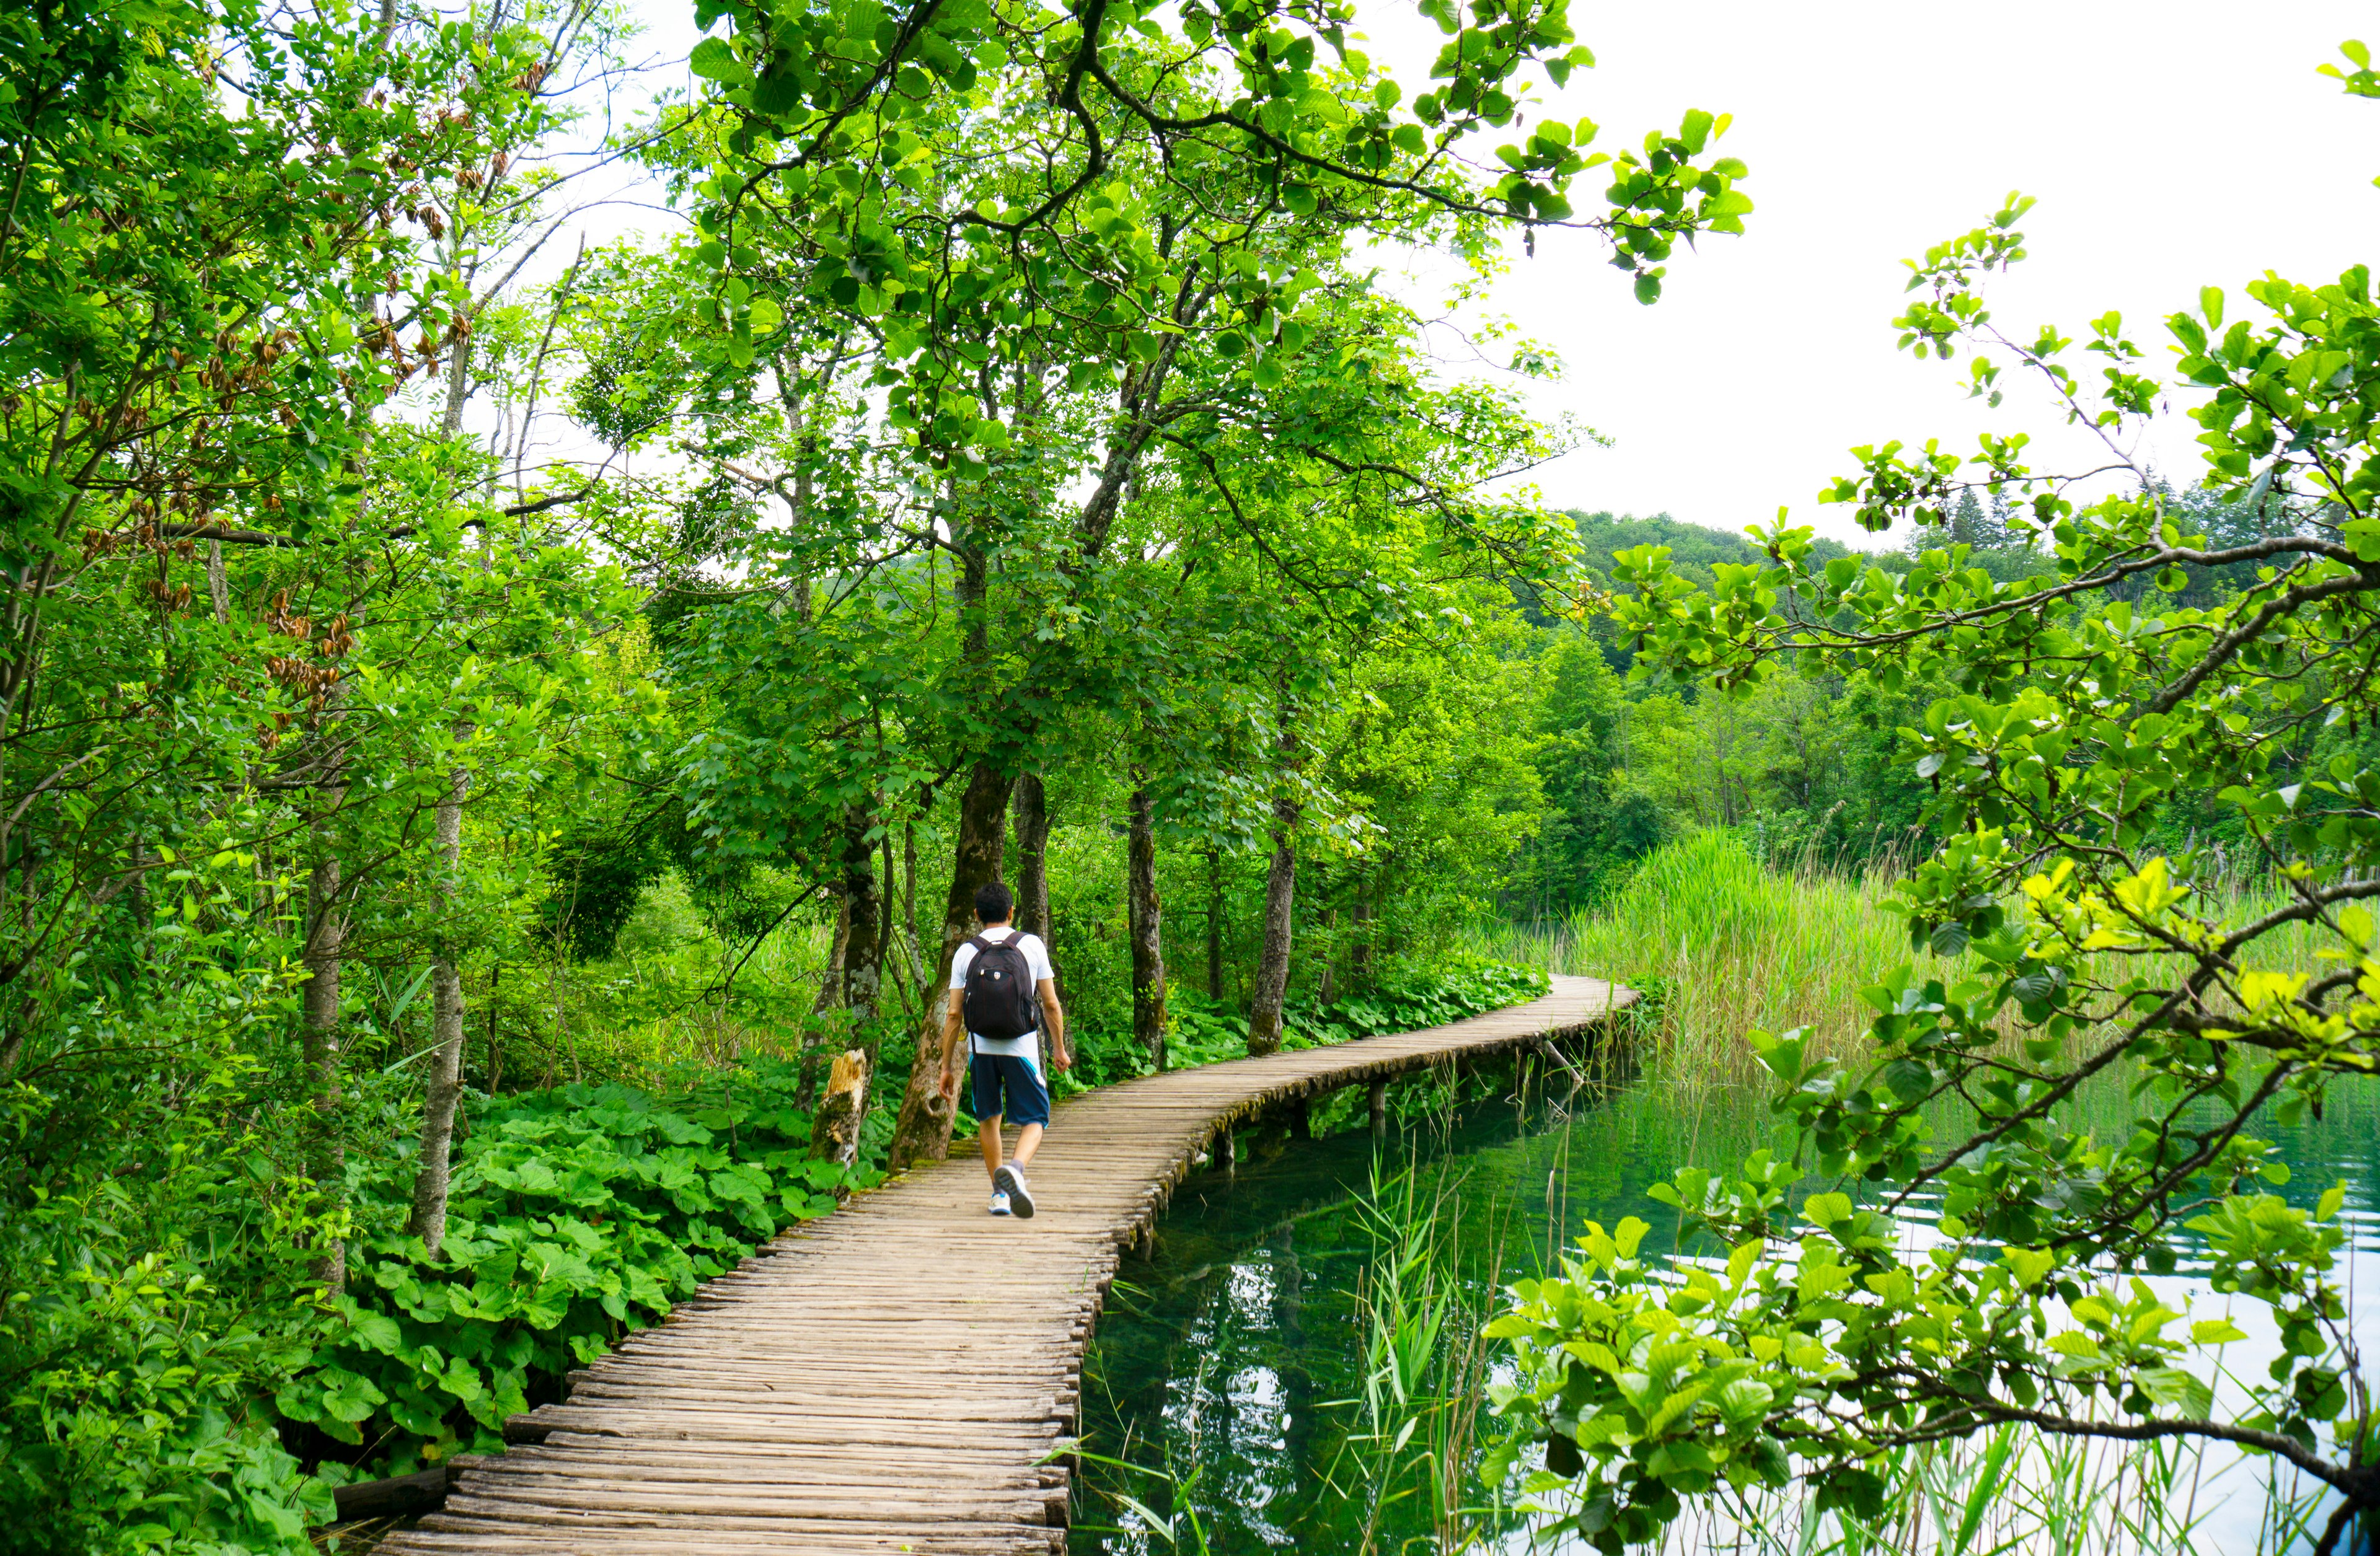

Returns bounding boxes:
[1071,1065,2379,1554]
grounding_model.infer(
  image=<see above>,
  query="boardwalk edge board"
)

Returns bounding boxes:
[353,976,1629,1551]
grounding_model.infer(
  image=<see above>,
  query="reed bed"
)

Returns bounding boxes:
[1470,831,1909,1088]
[1644,1422,2333,1556]
[1471,830,2332,1091]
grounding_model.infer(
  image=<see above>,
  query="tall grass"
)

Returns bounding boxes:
[1471,831,1908,1086]
[1471,829,2330,1089]
[1322,1163,1510,1556]
[1641,1421,2334,1556]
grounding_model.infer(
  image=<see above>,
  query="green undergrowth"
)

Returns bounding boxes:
[285,1059,890,1484]
[1059,957,1551,1094]
[1,1041,892,1556]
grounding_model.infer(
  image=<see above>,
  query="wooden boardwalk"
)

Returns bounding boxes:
[382,975,1630,1554]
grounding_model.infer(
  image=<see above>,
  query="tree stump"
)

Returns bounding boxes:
[809,1049,870,1194]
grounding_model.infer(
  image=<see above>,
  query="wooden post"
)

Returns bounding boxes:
[1368,1078,1387,1135]
[1211,1127,1234,1174]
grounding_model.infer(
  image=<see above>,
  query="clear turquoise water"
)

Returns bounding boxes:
[1069,1063,2380,1555]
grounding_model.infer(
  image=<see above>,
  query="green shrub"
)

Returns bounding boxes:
[1,993,330,1556]
[277,1057,886,1477]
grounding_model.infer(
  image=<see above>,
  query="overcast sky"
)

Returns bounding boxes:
[1381,0,2378,543]
[607,0,2375,547]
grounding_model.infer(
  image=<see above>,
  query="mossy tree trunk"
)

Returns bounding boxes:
[1245,778,1299,1058]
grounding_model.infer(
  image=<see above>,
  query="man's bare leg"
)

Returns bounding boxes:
[1011,1122,1044,1171]
[979,1114,1005,1180]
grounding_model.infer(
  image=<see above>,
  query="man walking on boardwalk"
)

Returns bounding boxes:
[937,881,1071,1217]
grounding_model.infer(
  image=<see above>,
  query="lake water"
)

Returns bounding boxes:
[1069,1060,2380,1555]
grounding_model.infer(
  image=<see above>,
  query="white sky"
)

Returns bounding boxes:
[1398,0,2379,543]
[599,0,2377,547]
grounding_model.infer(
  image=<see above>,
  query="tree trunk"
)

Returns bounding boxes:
[812,887,849,1015]
[1011,774,1051,939]
[1350,890,1374,987]
[808,1049,869,1193]
[486,959,502,1093]
[1127,779,1166,1070]
[902,819,917,953]
[407,762,469,1259]
[839,807,884,1024]
[878,824,904,1026]
[887,760,1010,1169]
[1317,905,1338,1006]
[205,538,229,625]
[303,805,347,1294]
[1245,785,1299,1058]
[1206,845,1224,1001]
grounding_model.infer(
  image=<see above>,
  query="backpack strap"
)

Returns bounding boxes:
[965,934,995,954]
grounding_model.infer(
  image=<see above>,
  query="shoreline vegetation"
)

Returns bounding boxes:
[1077,830,2371,1556]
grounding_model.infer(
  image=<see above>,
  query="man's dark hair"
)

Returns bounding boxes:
[974,881,1014,924]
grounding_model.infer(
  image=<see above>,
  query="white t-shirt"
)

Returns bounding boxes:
[950,926,1055,1058]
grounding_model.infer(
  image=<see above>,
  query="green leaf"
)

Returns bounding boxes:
[689,37,752,86]
[1882,1058,1931,1102]
[348,1311,403,1353]
[1802,1192,1853,1229]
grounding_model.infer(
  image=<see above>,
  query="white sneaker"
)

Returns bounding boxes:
[994,1164,1035,1219]
[989,1190,1012,1216]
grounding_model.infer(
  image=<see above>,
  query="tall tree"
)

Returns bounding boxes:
[662,0,1751,1158]
[406,762,469,1259]
[1127,775,1166,1069]
[1012,774,1052,939]
[1245,721,1302,1058]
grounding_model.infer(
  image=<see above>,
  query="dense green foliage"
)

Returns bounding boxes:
[0,0,1743,1545]
[280,1061,870,1472]
[1489,79,2380,1556]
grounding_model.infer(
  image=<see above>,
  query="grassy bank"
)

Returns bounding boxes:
[1473,829,2330,1089]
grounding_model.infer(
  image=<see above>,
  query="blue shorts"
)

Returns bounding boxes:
[969,1050,1050,1128]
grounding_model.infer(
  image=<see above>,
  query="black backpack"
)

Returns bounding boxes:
[961,934,1038,1039]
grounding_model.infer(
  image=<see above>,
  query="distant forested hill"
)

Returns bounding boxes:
[1567,509,1880,592]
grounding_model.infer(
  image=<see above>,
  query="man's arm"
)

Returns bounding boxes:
[935,991,967,1096]
[1038,980,1070,1071]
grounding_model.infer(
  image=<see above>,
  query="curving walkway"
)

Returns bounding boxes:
[382,974,1631,1554]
